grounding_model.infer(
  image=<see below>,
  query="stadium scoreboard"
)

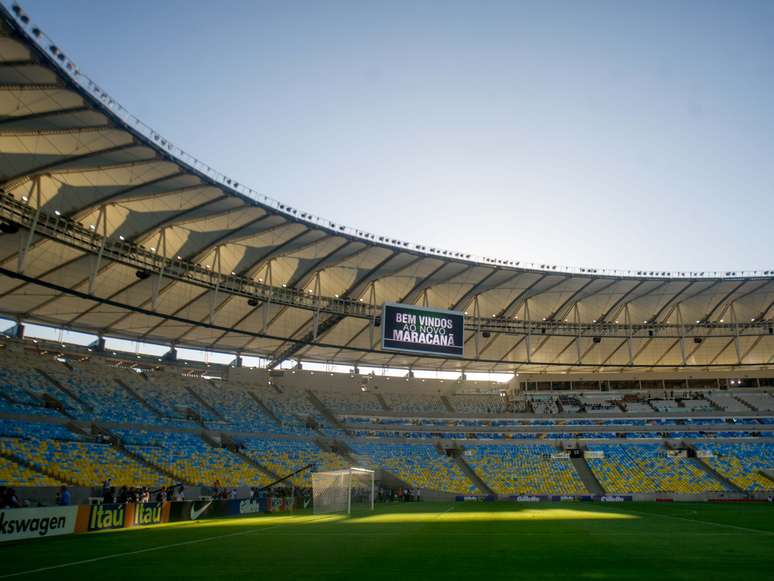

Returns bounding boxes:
[381,303,465,357]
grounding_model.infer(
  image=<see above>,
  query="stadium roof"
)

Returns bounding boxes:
[1,3,773,373]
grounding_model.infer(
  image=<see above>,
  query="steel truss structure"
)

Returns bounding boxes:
[0,3,773,373]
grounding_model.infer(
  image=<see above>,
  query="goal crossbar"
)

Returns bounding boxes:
[312,467,375,514]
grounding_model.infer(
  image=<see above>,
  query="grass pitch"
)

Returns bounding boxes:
[2,502,773,580]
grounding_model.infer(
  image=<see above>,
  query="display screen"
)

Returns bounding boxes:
[381,303,465,357]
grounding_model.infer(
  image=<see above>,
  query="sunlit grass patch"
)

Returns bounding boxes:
[345,508,639,524]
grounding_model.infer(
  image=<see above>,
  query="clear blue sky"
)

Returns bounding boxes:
[25,0,774,272]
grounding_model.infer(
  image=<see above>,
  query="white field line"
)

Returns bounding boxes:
[596,506,774,536]
[0,516,334,579]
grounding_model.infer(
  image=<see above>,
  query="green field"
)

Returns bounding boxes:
[2,502,773,580]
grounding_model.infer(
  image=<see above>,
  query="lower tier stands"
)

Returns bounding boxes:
[0,457,60,486]
[0,414,772,495]
[352,442,476,494]
[240,438,348,486]
[694,442,774,491]
[116,430,267,488]
[0,436,165,487]
[586,443,725,494]
[465,444,586,495]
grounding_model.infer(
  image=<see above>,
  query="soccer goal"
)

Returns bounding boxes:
[312,467,375,514]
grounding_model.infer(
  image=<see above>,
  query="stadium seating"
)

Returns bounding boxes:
[586,444,726,493]
[240,438,347,485]
[693,442,774,491]
[314,390,384,414]
[705,392,749,413]
[736,393,774,412]
[0,434,166,487]
[0,457,62,486]
[465,444,586,495]
[449,394,507,414]
[245,385,339,436]
[45,363,162,424]
[381,393,447,413]
[186,380,279,432]
[2,344,774,495]
[120,430,266,487]
[352,442,476,493]
[0,356,83,417]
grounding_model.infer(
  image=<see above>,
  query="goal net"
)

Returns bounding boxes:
[312,467,375,514]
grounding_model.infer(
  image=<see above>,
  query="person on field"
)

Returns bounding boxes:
[58,485,70,506]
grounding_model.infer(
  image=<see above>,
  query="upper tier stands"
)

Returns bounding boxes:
[382,393,446,413]
[705,393,749,413]
[45,362,163,424]
[315,390,384,414]
[449,394,507,414]
[737,393,774,412]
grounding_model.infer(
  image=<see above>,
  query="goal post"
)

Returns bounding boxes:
[312,467,375,514]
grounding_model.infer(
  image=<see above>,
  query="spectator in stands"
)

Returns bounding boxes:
[174,485,185,502]
[58,485,70,506]
[117,486,128,504]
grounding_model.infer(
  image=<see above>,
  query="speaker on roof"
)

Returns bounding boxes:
[482,330,491,338]
[135,270,151,280]
[693,337,703,344]
[592,337,601,343]
[247,298,259,307]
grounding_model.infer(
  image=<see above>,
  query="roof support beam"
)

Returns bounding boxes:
[0,105,91,127]
[450,268,508,312]
[401,263,474,306]
[264,252,400,367]
[649,281,697,323]
[545,277,597,321]
[1,143,136,189]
